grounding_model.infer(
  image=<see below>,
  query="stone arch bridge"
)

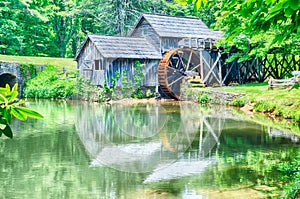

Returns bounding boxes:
[0,61,25,96]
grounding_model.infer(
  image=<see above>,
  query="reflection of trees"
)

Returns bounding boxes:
[1,101,153,198]
[147,136,299,197]
[207,126,300,190]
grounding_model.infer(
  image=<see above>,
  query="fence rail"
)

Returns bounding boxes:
[268,71,300,89]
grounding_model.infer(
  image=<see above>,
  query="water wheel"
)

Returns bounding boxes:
[158,48,201,100]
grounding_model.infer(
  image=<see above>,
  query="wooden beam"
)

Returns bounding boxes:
[200,50,204,79]
[203,53,221,83]
[218,52,222,86]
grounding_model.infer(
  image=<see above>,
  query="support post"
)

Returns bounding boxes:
[200,50,204,80]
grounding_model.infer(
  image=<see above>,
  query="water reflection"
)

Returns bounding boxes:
[74,101,300,189]
[0,100,299,199]
[268,127,299,143]
[75,103,233,181]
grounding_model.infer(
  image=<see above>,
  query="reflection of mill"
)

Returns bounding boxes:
[74,103,225,182]
[160,103,223,157]
[144,103,224,183]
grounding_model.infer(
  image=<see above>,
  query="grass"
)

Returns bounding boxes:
[0,54,77,71]
[220,82,300,122]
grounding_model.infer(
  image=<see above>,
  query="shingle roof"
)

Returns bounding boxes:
[76,35,162,60]
[131,13,214,38]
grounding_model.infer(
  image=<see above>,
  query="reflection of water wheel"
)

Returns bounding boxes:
[158,48,201,100]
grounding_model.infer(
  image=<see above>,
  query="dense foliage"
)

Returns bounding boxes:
[180,0,300,61]
[23,65,75,99]
[0,84,43,138]
[0,0,215,58]
[3,0,299,62]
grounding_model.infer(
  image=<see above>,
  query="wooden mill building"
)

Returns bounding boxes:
[75,35,161,86]
[75,13,219,88]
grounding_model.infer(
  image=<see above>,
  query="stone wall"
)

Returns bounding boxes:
[0,61,25,97]
[181,83,245,104]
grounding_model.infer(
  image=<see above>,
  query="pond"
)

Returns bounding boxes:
[0,100,299,199]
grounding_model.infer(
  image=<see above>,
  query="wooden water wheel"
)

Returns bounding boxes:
[158,48,201,100]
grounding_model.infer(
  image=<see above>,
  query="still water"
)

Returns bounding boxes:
[0,100,299,199]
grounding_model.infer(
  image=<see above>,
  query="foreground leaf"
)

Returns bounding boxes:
[0,125,13,138]
[0,94,7,104]
[12,83,18,92]
[7,91,18,102]
[13,106,43,119]
[3,108,12,124]
[11,108,27,121]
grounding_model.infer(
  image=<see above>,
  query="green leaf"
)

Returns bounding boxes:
[0,87,9,97]
[2,125,13,138]
[13,106,43,119]
[7,91,18,102]
[194,0,201,10]
[12,83,18,92]
[0,117,8,126]
[288,0,300,11]
[284,7,294,17]
[0,94,6,103]
[3,108,12,124]
[5,84,10,91]
[11,108,27,121]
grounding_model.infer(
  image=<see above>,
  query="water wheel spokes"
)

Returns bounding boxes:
[158,48,200,100]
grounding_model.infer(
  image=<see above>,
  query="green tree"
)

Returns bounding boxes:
[78,0,206,36]
[181,0,300,60]
[45,0,82,57]
[0,0,217,58]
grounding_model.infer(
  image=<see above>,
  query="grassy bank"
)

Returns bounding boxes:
[183,82,300,122]
[0,54,76,71]
[221,82,300,122]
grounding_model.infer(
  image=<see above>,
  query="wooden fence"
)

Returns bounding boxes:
[221,53,300,85]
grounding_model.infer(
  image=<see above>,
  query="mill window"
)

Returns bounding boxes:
[95,60,101,70]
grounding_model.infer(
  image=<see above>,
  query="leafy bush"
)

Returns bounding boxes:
[254,100,276,112]
[23,65,75,99]
[73,77,107,102]
[232,97,246,107]
[197,93,210,104]
[20,63,37,79]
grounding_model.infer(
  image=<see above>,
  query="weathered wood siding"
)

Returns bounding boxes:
[131,19,161,52]
[105,59,159,87]
[105,59,134,87]
[161,37,182,53]
[131,20,184,53]
[142,60,159,86]
[77,39,105,86]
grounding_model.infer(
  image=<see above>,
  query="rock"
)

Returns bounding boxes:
[240,103,255,116]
